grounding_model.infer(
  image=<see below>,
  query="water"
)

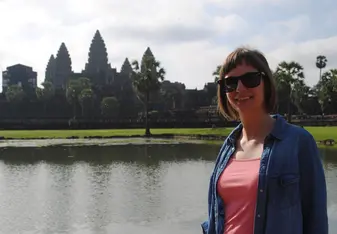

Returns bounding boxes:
[0,143,336,234]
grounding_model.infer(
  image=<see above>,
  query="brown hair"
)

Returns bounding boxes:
[217,47,277,121]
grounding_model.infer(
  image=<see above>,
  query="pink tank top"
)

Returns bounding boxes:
[217,157,261,234]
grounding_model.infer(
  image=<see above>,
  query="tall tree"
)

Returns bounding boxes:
[212,65,222,83]
[315,69,337,115]
[330,69,337,92]
[5,84,25,116]
[66,79,82,119]
[131,48,166,136]
[5,84,25,103]
[78,88,95,117]
[275,61,305,123]
[101,96,119,118]
[68,77,94,118]
[36,81,55,116]
[316,55,328,81]
[292,79,311,114]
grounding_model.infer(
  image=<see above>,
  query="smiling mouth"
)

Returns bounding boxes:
[235,96,253,101]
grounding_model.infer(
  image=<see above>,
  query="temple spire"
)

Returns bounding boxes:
[120,58,132,75]
[85,30,109,74]
[45,54,56,82]
[54,42,72,89]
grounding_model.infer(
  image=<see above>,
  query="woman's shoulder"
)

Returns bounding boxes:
[269,114,317,149]
[282,121,317,148]
[284,122,314,138]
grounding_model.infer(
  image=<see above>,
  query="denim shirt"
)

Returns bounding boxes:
[201,114,328,234]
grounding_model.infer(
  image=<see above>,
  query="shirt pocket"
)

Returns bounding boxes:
[268,174,300,210]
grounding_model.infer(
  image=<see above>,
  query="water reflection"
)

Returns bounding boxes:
[0,144,219,164]
[0,144,336,234]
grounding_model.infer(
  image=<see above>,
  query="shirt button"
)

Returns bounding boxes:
[257,214,261,218]
[260,189,263,192]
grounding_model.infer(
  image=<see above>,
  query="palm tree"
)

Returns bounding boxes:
[78,88,95,117]
[5,84,25,116]
[330,69,337,92]
[316,55,328,81]
[66,77,93,119]
[212,65,222,83]
[66,79,82,119]
[131,53,166,136]
[315,69,337,116]
[101,96,119,118]
[275,61,305,123]
[36,81,55,116]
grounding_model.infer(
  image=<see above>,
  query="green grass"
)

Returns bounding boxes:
[0,127,335,142]
[303,127,337,141]
[0,128,233,139]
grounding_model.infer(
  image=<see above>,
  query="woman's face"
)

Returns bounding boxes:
[224,63,265,114]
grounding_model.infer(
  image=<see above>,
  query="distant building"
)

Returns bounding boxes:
[2,64,37,92]
[44,30,132,90]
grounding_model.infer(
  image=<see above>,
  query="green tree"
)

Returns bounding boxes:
[131,49,166,136]
[275,61,305,122]
[316,55,328,81]
[66,79,82,119]
[315,69,337,115]
[5,84,25,103]
[36,81,55,116]
[330,69,337,92]
[292,80,311,114]
[101,96,119,117]
[78,77,91,90]
[78,88,95,117]
[5,84,25,116]
[212,65,222,83]
[66,77,93,118]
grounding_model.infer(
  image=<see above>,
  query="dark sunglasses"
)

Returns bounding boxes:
[217,71,265,93]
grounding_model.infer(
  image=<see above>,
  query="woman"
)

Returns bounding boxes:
[201,47,328,234]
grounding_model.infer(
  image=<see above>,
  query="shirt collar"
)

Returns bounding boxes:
[227,114,287,144]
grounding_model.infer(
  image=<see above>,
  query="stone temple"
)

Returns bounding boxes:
[44,30,134,90]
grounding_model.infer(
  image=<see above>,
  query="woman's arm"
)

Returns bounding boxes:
[299,132,329,234]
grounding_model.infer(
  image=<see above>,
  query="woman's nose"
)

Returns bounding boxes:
[236,80,247,92]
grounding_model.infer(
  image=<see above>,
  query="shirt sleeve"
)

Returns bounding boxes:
[299,132,329,234]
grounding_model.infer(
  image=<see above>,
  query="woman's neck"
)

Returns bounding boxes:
[240,112,275,141]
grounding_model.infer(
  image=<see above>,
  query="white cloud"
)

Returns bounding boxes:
[154,41,231,88]
[0,0,336,92]
[266,36,337,87]
[208,0,296,10]
[213,14,249,35]
[249,15,311,50]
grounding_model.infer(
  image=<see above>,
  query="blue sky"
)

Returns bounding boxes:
[0,0,336,91]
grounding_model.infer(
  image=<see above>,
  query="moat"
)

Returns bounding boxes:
[0,141,336,234]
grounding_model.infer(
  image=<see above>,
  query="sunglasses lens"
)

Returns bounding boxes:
[221,72,262,92]
[224,77,237,92]
[241,73,262,88]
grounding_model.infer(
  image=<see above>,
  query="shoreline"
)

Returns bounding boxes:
[0,133,335,148]
[0,133,226,140]
[0,127,336,148]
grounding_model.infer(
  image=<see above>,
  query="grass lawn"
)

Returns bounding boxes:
[0,127,336,141]
[303,127,337,141]
[0,128,232,139]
